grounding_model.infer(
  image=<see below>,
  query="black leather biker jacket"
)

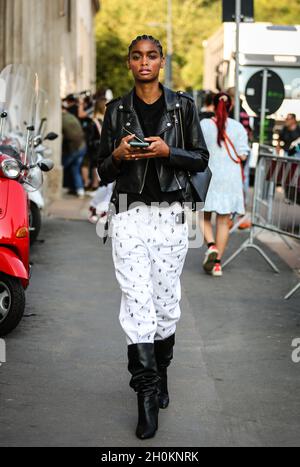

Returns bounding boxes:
[97,85,209,200]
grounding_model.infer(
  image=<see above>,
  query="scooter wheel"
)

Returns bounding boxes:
[0,274,25,337]
[29,201,42,246]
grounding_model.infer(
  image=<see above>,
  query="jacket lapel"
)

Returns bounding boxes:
[119,85,180,139]
[119,90,145,141]
[156,85,181,136]
[156,110,173,137]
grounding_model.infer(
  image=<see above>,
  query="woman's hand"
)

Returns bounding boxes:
[113,136,170,163]
[239,154,248,162]
[112,134,140,164]
[130,137,170,160]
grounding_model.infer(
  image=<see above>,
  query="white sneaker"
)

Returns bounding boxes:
[77,189,85,199]
[88,207,98,224]
[211,263,223,277]
[203,245,219,273]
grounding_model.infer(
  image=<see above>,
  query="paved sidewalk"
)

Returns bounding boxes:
[0,198,299,447]
[47,193,92,221]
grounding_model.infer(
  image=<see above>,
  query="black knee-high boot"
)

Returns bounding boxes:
[128,343,160,440]
[154,334,175,409]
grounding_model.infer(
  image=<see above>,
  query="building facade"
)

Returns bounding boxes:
[0,0,100,202]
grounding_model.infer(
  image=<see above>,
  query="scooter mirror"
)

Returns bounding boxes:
[44,132,59,141]
[38,159,54,172]
[33,135,43,148]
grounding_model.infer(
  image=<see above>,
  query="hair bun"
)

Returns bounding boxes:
[220,95,228,103]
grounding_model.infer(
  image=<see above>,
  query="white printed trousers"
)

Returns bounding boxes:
[112,204,189,345]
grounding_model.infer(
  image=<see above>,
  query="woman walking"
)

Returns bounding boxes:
[98,35,209,440]
[200,93,249,277]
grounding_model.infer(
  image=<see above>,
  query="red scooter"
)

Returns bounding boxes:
[0,141,30,335]
[0,64,54,336]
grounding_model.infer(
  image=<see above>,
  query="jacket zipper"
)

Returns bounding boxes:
[173,112,179,147]
[139,159,150,194]
[174,172,182,190]
[173,110,182,190]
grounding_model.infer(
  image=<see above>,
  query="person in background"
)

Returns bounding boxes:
[88,96,114,224]
[63,94,79,118]
[62,104,86,198]
[91,96,107,187]
[227,87,252,230]
[77,95,99,191]
[200,93,249,277]
[276,114,300,155]
[199,91,215,121]
[62,94,83,193]
[288,137,300,158]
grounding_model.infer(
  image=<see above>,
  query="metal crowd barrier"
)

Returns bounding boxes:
[224,146,300,300]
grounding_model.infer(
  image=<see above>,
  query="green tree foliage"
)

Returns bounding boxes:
[256,0,300,23]
[96,0,300,96]
[96,33,132,96]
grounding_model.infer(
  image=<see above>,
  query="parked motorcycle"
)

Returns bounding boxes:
[29,90,58,245]
[0,64,54,336]
[29,135,58,245]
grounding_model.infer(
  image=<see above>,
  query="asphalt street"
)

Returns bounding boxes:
[0,217,299,447]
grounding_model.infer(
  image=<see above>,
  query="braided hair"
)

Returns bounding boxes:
[128,35,164,58]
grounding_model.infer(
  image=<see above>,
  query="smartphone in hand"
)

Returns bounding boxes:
[129,141,150,148]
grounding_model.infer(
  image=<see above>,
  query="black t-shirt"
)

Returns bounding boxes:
[124,90,183,208]
[279,125,300,151]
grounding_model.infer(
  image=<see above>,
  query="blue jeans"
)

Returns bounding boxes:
[63,146,86,191]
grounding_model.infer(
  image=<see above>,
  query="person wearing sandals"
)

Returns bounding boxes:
[200,92,249,277]
[98,35,209,439]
